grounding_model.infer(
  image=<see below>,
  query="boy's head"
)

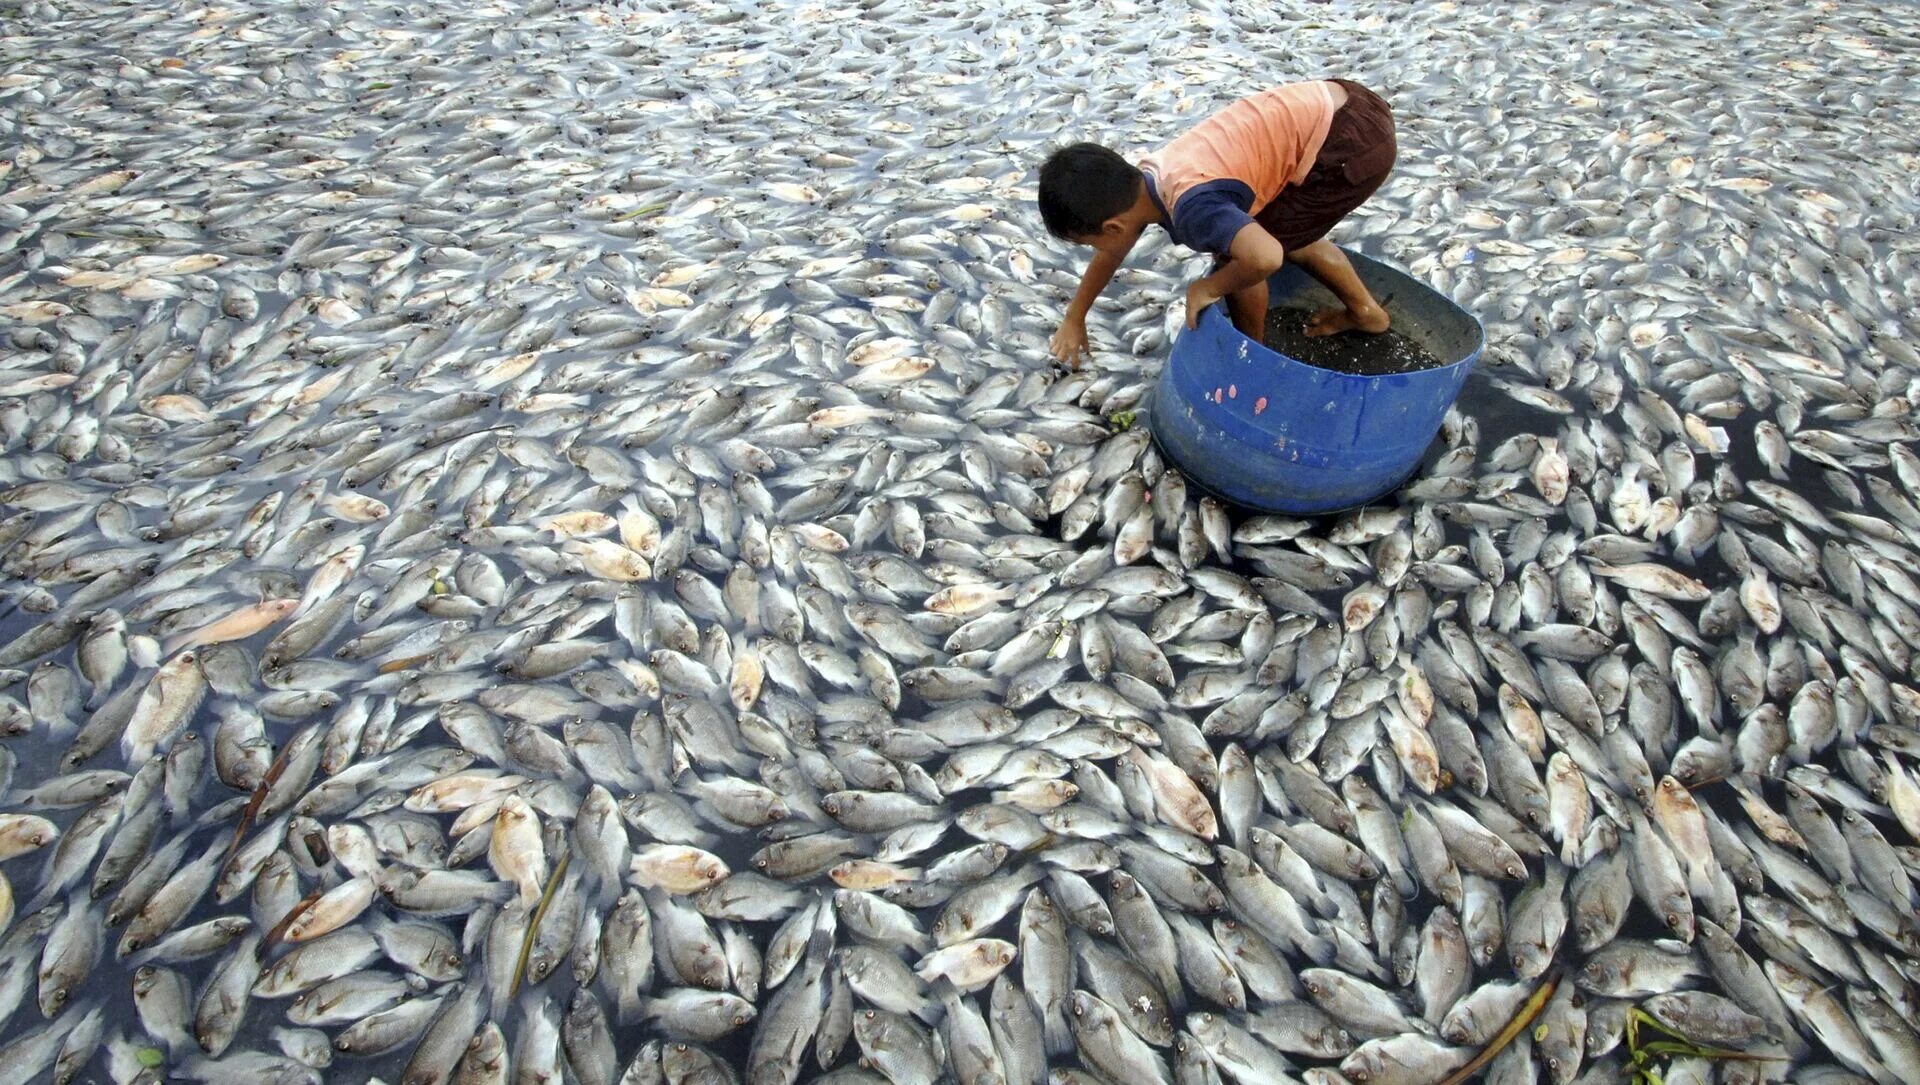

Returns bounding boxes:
[1038,143,1143,243]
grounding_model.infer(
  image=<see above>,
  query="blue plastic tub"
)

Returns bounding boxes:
[1149,248,1482,515]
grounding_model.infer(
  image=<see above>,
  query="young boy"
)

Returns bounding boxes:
[1039,79,1397,368]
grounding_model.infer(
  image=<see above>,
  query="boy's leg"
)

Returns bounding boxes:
[1288,240,1390,336]
[1226,278,1268,341]
[1257,80,1397,336]
[1210,254,1268,340]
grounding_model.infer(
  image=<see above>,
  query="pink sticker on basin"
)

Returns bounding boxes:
[1228,385,1237,399]
[1213,387,1224,403]
[1255,396,1268,414]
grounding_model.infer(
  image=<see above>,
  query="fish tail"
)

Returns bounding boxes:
[1042,1006,1073,1057]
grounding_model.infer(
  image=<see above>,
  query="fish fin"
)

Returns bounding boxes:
[1041,1002,1073,1057]
[1302,934,1337,967]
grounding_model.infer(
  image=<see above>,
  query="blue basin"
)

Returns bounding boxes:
[1149,248,1483,515]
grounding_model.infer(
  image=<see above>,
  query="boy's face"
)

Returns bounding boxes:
[1070,218,1136,258]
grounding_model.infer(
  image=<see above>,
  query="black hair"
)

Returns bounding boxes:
[1037,143,1143,239]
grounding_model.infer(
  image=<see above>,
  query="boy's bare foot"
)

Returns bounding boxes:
[1305,304,1391,337]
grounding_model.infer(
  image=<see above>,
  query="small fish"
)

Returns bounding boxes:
[165,598,299,653]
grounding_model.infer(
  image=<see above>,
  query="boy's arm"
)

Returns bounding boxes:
[1050,245,1126,367]
[1185,223,1286,327]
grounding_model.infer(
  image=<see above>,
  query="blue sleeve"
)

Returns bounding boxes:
[1171,181,1256,258]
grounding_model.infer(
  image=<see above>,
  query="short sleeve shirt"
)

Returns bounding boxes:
[1139,81,1340,259]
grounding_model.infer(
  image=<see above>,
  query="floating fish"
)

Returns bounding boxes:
[0,2,1915,1084]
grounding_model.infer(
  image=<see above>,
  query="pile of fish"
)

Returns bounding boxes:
[2,0,1919,1083]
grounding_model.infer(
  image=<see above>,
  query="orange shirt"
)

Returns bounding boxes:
[1139,81,1340,255]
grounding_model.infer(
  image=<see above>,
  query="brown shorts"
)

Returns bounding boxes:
[1254,79,1396,252]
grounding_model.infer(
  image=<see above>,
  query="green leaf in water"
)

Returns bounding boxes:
[368,81,393,90]
[137,1048,165,1069]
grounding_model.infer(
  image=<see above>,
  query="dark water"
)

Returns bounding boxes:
[1262,305,1445,376]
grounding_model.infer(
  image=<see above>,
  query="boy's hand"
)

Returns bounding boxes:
[1186,280,1225,328]
[1049,315,1092,369]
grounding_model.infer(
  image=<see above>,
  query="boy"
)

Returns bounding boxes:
[1038,79,1397,368]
